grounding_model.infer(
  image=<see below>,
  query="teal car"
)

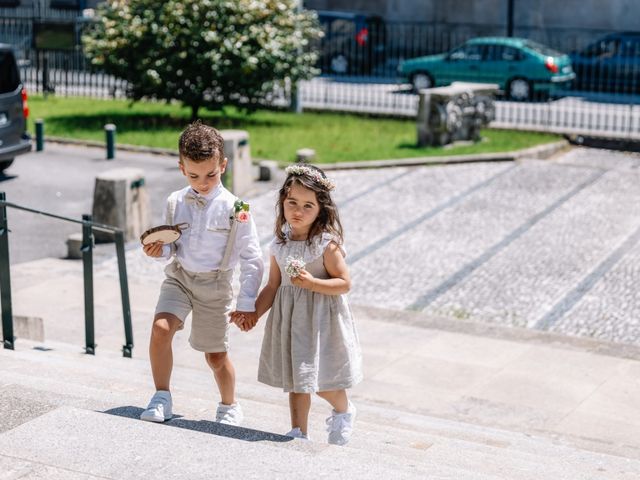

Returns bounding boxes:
[399,37,575,100]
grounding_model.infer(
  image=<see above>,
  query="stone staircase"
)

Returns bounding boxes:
[1,339,639,479]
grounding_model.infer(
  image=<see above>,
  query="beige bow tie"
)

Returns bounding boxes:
[185,192,208,209]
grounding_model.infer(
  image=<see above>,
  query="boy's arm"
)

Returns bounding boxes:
[145,197,175,261]
[235,217,265,312]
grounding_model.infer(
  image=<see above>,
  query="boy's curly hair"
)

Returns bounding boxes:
[178,121,225,164]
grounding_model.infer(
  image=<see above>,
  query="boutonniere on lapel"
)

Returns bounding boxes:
[233,199,250,223]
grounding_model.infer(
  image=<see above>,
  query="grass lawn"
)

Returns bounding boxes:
[29,95,561,163]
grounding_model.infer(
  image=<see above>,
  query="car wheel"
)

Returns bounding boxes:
[411,72,433,92]
[330,55,349,74]
[0,159,14,173]
[508,78,532,101]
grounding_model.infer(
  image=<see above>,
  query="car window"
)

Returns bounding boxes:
[485,45,522,61]
[582,38,619,58]
[449,44,484,61]
[0,51,20,94]
[620,38,640,57]
[323,18,354,40]
[524,40,564,57]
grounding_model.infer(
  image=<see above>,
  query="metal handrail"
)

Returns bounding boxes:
[0,192,134,357]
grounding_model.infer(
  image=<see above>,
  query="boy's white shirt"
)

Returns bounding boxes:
[157,184,264,312]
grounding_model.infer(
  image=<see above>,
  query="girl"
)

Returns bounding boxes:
[233,164,362,445]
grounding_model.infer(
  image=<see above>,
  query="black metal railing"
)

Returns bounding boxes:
[0,192,134,357]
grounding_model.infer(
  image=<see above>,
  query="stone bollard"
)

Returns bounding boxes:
[13,315,44,342]
[417,82,498,147]
[258,160,279,181]
[296,148,316,163]
[91,168,151,243]
[66,232,83,259]
[220,130,252,195]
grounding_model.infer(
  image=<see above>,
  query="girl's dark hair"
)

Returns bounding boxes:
[275,164,343,245]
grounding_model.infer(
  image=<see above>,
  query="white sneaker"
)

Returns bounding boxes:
[285,427,310,441]
[215,402,244,426]
[140,390,172,423]
[326,401,356,445]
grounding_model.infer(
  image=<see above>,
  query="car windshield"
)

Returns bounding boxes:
[523,40,563,57]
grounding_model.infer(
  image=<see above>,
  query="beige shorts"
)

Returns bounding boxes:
[155,261,234,352]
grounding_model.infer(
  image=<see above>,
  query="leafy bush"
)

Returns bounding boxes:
[83,0,322,119]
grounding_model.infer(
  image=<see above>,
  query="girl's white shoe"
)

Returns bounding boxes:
[215,402,244,426]
[285,427,310,440]
[326,401,356,445]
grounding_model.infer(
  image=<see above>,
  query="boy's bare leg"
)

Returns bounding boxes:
[289,392,312,434]
[149,313,182,391]
[205,352,236,405]
[317,389,348,413]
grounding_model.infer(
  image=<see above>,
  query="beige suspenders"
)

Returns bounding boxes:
[219,210,239,272]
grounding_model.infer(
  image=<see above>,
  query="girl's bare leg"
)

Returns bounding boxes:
[316,389,348,413]
[289,392,312,434]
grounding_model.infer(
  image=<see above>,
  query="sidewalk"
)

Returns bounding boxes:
[4,254,640,461]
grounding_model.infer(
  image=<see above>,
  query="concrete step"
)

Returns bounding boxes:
[1,340,639,479]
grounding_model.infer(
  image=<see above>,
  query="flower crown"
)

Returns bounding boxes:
[285,164,335,191]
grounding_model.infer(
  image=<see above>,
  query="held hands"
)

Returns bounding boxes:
[230,311,258,332]
[143,241,164,258]
[290,268,316,290]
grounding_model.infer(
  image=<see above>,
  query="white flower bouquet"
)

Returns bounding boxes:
[285,256,306,277]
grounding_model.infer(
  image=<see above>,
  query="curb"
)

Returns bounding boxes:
[45,136,180,157]
[352,304,640,362]
[42,136,569,169]
[310,139,570,170]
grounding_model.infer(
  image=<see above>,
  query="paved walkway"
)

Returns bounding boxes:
[3,144,640,459]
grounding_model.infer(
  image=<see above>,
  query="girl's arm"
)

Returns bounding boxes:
[255,255,282,319]
[292,242,351,295]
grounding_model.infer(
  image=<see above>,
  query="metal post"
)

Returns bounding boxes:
[35,119,44,152]
[105,123,116,160]
[290,0,303,114]
[114,231,133,358]
[42,55,51,96]
[0,193,14,350]
[81,214,95,355]
[507,0,515,37]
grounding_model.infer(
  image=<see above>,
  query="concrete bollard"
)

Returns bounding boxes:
[66,232,83,259]
[416,82,498,147]
[91,168,151,243]
[13,315,44,342]
[220,130,252,195]
[105,123,116,160]
[296,148,316,163]
[35,119,44,151]
[258,160,279,181]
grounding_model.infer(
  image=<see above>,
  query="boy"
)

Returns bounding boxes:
[140,122,263,425]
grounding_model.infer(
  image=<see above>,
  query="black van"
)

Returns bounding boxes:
[316,10,386,75]
[0,44,31,173]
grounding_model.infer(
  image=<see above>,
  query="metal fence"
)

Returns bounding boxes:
[3,14,640,140]
[0,192,134,357]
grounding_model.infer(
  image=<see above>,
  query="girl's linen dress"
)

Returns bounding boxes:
[258,233,363,393]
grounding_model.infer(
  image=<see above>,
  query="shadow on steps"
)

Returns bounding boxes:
[103,406,294,443]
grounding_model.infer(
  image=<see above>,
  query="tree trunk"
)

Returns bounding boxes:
[190,104,200,121]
